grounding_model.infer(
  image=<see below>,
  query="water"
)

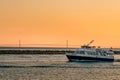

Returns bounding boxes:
[0,54,120,80]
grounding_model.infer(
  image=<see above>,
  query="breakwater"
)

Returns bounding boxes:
[0,47,76,54]
[0,50,75,54]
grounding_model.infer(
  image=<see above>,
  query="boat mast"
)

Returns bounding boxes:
[86,40,94,46]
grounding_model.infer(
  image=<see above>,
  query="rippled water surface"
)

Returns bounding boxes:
[0,54,120,80]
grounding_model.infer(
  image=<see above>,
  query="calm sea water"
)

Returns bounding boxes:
[0,54,120,80]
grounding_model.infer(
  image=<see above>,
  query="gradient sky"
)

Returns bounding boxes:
[0,0,120,47]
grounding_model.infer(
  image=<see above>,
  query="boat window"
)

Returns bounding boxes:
[100,53,106,56]
[87,51,97,55]
[103,53,106,56]
[76,49,79,53]
[80,51,85,54]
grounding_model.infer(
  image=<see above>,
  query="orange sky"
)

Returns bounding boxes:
[0,0,120,47]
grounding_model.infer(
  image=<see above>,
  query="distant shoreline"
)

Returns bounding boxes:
[0,46,76,50]
[0,47,120,55]
[0,50,74,55]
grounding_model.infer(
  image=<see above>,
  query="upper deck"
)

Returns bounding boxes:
[75,46,114,57]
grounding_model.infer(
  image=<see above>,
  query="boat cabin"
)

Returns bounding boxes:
[75,47,114,57]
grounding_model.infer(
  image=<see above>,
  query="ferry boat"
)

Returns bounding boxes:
[66,40,120,61]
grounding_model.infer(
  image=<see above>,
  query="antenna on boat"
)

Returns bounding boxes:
[81,40,94,48]
[86,40,94,46]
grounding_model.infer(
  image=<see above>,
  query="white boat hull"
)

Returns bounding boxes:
[66,53,114,61]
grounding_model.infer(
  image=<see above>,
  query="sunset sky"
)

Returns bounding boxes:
[0,0,120,47]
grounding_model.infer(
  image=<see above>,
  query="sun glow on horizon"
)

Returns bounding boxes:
[0,0,120,48]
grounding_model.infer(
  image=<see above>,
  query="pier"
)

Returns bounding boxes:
[0,47,76,54]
